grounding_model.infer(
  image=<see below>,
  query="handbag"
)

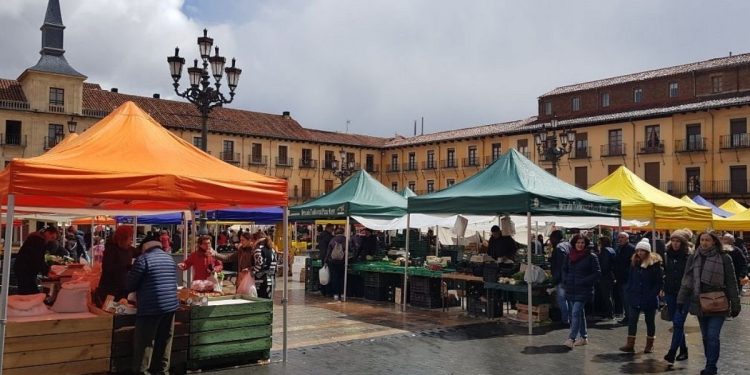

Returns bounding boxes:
[699,291,729,314]
[660,305,672,322]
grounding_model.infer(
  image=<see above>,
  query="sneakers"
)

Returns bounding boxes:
[333,294,340,301]
[574,338,589,346]
[563,339,575,349]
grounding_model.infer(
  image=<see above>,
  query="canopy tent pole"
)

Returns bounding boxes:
[213,218,219,249]
[527,212,533,335]
[535,221,539,255]
[282,207,289,363]
[434,225,439,256]
[311,224,317,259]
[90,217,95,261]
[403,214,411,312]
[343,216,350,302]
[189,211,197,286]
[0,194,16,370]
[651,222,657,253]
[132,216,138,245]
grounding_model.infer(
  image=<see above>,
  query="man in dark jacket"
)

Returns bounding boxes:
[317,224,334,296]
[550,230,571,325]
[722,233,748,288]
[128,233,179,375]
[326,227,347,301]
[615,232,636,324]
[13,227,58,294]
[594,236,617,319]
[488,225,518,262]
[67,225,90,263]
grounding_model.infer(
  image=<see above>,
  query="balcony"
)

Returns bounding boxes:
[516,150,531,159]
[322,160,336,170]
[674,137,707,153]
[0,100,30,110]
[720,134,750,149]
[637,140,665,154]
[276,156,293,167]
[0,134,27,147]
[600,143,626,157]
[570,147,591,159]
[386,163,400,173]
[43,135,64,150]
[422,160,437,170]
[364,164,379,173]
[402,162,418,172]
[661,180,750,197]
[485,155,501,165]
[48,104,65,113]
[248,155,268,166]
[291,189,324,201]
[462,157,480,168]
[220,152,241,164]
[299,159,318,169]
[441,159,458,169]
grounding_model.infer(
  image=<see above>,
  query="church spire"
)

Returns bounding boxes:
[23,0,85,78]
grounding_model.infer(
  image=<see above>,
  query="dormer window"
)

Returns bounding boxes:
[633,88,643,103]
[49,87,64,106]
[571,97,581,111]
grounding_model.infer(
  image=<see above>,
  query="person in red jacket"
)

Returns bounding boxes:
[178,235,222,281]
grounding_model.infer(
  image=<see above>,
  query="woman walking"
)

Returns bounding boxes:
[620,238,663,354]
[677,232,741,375]
[562,233,601,349]
[663,229,693,364]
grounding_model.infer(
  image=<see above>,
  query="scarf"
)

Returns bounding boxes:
[683,247,725,295]
[569,248,587,263]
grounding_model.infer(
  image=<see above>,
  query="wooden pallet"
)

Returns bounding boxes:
[3,306,113,375]
[515,303,550,322]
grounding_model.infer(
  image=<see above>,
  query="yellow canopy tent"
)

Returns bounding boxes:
[680,196,722,220]
[719,199,747,215]
[713,206,750,230]
[588,167,713,230]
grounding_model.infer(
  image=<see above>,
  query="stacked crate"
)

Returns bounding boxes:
[363,272,399,302]
[409,276,442,309]
[304,258,320,292]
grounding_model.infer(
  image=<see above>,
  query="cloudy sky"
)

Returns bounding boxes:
[1,0,748,137]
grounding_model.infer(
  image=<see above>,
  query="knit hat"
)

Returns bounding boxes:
[635,238,651,252]
[670,228,693,244]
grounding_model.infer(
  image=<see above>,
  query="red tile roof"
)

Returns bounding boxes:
[542,52,750,97]
[0,79,27,102]
[384,118,537,147]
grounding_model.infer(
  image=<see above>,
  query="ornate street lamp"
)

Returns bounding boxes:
[168,29,241,233]
[67,116,77,134]
[332,148,355,183]
[534,118,576,176]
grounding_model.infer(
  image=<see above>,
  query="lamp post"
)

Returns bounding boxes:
[534,118,575,176]
[67,116,77,134]
[167,29,242,233]
[332,148,355,184]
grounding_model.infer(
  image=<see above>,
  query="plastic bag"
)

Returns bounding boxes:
[207,272,222,293]
[319,264,330,286]
[523,264,547,284]
[237,270,257,297]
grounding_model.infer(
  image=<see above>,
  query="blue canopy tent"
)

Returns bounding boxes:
[692,195,734,218]
[116,207,284,225]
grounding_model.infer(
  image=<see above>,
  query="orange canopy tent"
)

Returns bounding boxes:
[0,101,290,366]
[0,101,287,211]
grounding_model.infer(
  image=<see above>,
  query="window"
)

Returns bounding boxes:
[447,148,456,167]
[467,146,477,165]
[301,179,312,198]
[601,92,610,107]
[324,150,335,169]
[543,101,552,116]
[278,145,288,165]
[574,133,588,158]
[446,179,455,187]
[730,118,748,147]
[301,148,313,167]
[4,120,22,145]
[608,164,621,174]
[324,180,334,193]
[491,143,501,161]
[346,152,355,167]
[669,82,679,98]
[517,139,529,158]
[222,140,235,161]
[49,87,64,106]
[711,75,723,93]
[251,143,263,164]
[426,150,435,169]
[730,166,747,194]
[608,129,623,155]
[686,124,702,151]
[408,152,416,170]
[366,154,375,172]
[571,97,581,111]
[408,181,416,191]
[390,154,399,171]
[193,136,203,149]
[633,88,643,103]
[644,162,660,188]
[47,124,64,149]
[574,167,587,189]
[686,168,700,194]
[644,125,661,151]
[427,180,435,193]
[391,182,398,191]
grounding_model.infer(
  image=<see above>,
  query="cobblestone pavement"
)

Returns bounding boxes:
[206,296,750,375]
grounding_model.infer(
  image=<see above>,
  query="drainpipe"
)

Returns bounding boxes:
[708,109,715,196]
[630,119,637,169]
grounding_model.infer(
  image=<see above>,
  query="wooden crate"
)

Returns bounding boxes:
[109,306,190,374]
[515,303,550,322]
[188,295,273,371]
[3,306,113,375]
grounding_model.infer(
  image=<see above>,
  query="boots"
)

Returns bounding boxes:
[644,336,655,353]
[664,348,676,364]
[675,345,688,361]
[619,335,636,353]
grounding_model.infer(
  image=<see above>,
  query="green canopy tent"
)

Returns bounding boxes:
[407,149,621,332]
[399,187,417,198]
[290,170,407,301]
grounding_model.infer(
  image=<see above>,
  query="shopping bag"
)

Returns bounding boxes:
[237,270,257,297]
[319,264,330,286]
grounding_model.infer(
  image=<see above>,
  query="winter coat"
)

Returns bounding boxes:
[625,254,664,310]
[615,242,636,284]
[677,249,741,318]
[95,241,135,304]
[728,246,748,282]
[663,244,690,296]
[318,230,333,261]
[14,232,50,277]
[550,241,571,285]
[127,243,178,316]
[327,234,347,264]
[562,251,601,302]
[595,246,616,280]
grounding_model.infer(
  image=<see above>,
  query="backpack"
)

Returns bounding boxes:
[330,241,345,261]
[260,246,277,272]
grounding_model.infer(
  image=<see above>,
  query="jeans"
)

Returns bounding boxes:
[627,306,656,337]
[567,300,587,340]
[556,284,570,324]
[133,312,175,375]
[698,316,725,373]
[594,277,614,317]
[664,294,688,352]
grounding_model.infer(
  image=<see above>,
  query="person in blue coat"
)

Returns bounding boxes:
[620,238,663,354]
[562,233,601,349]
